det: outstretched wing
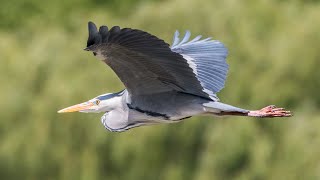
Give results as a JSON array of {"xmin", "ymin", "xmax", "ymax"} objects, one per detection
[
  {"xmin": 85, "ymin": 22, "xmax": 211, "ymax": 101},
  {"xmin": 171, "ymin": 31, "xmax": 229, "ymax": 98}
]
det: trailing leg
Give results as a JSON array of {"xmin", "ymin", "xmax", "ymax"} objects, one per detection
[{"xmin": 203, "ymin": 102, "xmax": 292, "ymax": 118}]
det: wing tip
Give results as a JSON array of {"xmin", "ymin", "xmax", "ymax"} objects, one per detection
[
  {"xmin": 87, "ymin": 21, "xmax": 100, "ymax": 48},
  {"xmin": 88, "ymin": 21, "xmax": 97, "ymax": 29},
  {"xmin": 86, "ymin": 21, "xmax": 122, "ymax": 49}
]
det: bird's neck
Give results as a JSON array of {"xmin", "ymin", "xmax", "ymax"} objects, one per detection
[{"xmin": 99, "ymin": 90, "xmax": 127, "ymax": 112}]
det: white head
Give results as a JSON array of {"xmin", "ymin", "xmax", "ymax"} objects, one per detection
[{"xmin": 58, "ymin": 92, "xmax": 124, "ymax": 113}]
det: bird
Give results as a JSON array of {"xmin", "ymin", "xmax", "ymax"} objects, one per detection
[{"xmin": 58, "ymin": 21, "xmax": 292, "ymax": 132}]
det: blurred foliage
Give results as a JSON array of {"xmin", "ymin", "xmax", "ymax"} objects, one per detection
[{"xmin": 1, "ymin": 0, "xmax": 320, "ymax": 179}]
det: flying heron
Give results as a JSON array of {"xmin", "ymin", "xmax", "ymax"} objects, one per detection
[{"xmin": 58, "ymin": 22, "xmax": 292, "ymax": 132}]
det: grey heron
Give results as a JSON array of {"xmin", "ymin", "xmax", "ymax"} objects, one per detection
[{"xmin": 58, "ymin": 22, "xmax": 292, "ymax": 132}]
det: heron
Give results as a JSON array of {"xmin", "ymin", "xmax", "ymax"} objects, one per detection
[{"xmin": 58, "ymin": 22, "xmax": 292, "ymax": 132}]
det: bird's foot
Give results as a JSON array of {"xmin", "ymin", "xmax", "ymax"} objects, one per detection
[{"xmin": 248, "ymin": 105, "xmax": 292, "ymax": 118}]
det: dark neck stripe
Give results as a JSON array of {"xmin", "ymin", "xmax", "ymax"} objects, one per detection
[{"xmin": 127, "ymin": 104, "xmax": 170, "ymax": 120}]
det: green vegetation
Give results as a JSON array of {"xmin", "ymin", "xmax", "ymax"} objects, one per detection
[{"xmin": 1, "ymin": 0, "xmax": 320, "ymax": 179}]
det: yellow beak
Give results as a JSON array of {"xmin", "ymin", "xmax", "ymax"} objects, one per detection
[{"xmin": 58, "ymin": 102, "xmax": 94, "ymax": 113}]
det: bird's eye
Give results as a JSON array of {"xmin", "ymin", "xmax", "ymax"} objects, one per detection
[{"xmin": 95, "ymin": 99, "xmax": 100, "ymax": 105}]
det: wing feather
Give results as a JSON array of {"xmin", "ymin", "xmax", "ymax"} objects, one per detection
[
  {"xmin": 171, "ymin": 31, "xmax": 229, "ymax": 97},
  {"xmin": 85, "ymin": 22, "xmax": 211, "ymax": 102}
]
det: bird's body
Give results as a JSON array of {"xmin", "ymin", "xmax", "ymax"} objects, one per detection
[
  {"xmin": 96, "ymin": 89, "xmax": 249, "ymax": 132},
  {"xmin": 101, "ymin": 90, "xmax": 207, "ymax": 131},
  {"xmin": 58, "ymin": 22, "xmax": 291, "ymax": 132}
]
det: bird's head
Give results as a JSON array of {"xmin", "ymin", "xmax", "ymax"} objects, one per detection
[{"xmin": 58, "ymin": 93, "xmax": 120, "ymax": 113}]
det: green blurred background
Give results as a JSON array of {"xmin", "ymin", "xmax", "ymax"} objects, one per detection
[{"xmin": 1, "ymin": 0, "xmax": 320, "ymax": 179}]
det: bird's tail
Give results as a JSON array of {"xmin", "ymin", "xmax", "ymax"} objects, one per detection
[{"xmin": 203, "ymin": 101, "xmax": 249, "ymax": 116}]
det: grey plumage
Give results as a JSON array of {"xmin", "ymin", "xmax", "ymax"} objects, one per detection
[
  {"xmin": 58, "ymin": 22, "xmax": 292, "ymax": 132},
  {"xmin": 84, "ymin": 22, "xmax": 241, "ymax": 131}
]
